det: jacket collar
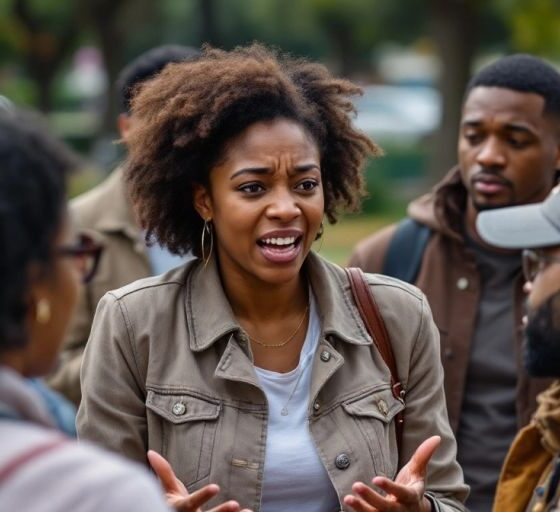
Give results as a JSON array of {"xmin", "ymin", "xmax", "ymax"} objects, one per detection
[
  {"xmin": 185, "ymin": 252, "xmax": 372, "ymax": 352},
  {"xmin": 87, "ymin": 167, "xmax": 141, "ymax": 241}
]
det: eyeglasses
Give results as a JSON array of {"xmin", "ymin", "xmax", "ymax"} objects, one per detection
[
  {"xmin": 56, "ymin": 233, "xmax": 103, "ymax": 284},
  {"xmin": 522, "ymin": 248, "xmax": 560, "ymax": 283}
]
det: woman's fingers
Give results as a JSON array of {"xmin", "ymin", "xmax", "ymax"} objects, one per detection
[
  {"xmin": 371, "ymin": 476, "xmax": 417, "ymax": 504},
  {"xmin": 148, "ymin": 450, "xmax": 186, "ymax": 493},
  {"xmin": 406, "ymin": 435, "xmax": 441, "ymax": 477},
  {"xmin": 206, "ymin": 501, "xmax": 249, "ymax": 512},
  {"xmin": 344, "ymin": 482, "xmax": 391, "ymax": 511},
  {"xmin": 173, "ymin": 487, "xmax": 224, "ymax": 511},
  {"xmin": 343, "ymin": 493, "xmax": 378, "ymax": 512},
  {"xmin": 344, "ymin": 436, "xmax": 442, "ymax": 512}
]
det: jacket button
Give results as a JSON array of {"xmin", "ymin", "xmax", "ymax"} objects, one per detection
[
  {"xmin": 320, "ymin": 350, "xmax": 331, "ymax": 362},
  {"xmin": 172, "ymin": 402, "xmax": 186, "ymax": 416},
  {"xmin": 335, "ymin": 453, "xmax": 350, "ymax": 470},
  {"xmin": 377, "ymin": 399, "xmax": 389, "ymax": 416},
  {"xmin": 456, "ymin": 277, "xmax": 469, "ymax": 290},
  {"xmin": 313, "ymin": 401, "xmax": 321, "ymax": 412}
]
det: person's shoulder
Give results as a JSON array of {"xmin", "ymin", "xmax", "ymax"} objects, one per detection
[
  {"xmin": 106, "ymin": 259, "xmax": 197, "ymax": 302},
  {"xmin": 347, "ymin": 222, "xmax": 399, "ymax": 272},
  {"xmin": 70, "ymin": 178, "xmax": 112, "ymax": 226},
  {"xmin": 68, "ymin": 444, "xmax": 170, "ymax": 511},
  {"xmin": 69, "ymin": 169, "xmax": 126, "ymax": 230},
  {"xmin": 320, "ymin": 255, "xmax": 424, "ymax": 304},
  {"xmin": 0, "ymin": 424, "xmax": 168, "ymax": 511},
  {"xmin": 363, "ymin": 271, "xmax": 424, "ymax": 301}
]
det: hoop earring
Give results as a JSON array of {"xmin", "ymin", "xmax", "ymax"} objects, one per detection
[
  {"xmin": 201, "ymin": 219, "xmax": 214, "ymax": 267},
  {"xmin": 314, "ymin": 222, "xmax": 324, "ymax": 253},
  {"xmin": 36, "ymin": 298, "xmax": 51, "ymax": 324},
  {"xmin": 315, "ymin": 222, "xmax": 324, "ymax": 241}
]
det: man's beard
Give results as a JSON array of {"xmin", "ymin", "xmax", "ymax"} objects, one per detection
[{"xmin": 524, "ymin": 290, "xmax": 560, "ymax": 378}]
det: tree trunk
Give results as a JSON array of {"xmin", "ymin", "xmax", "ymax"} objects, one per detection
[
  {"xmin": 429, "ymin": 0, "xmax": 478, "ymax": 182},
  {"xmin": 13, "ymin": 0, "xmax": 79, "ymax": 113},
  {"xmin": 86, "ymin": 0, "xmax": 130, "ymax": 136}
]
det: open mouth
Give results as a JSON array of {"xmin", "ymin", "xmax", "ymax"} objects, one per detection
[{"xmin": 257, "ymin": 235, "xmax": 303, "ymax": 263}]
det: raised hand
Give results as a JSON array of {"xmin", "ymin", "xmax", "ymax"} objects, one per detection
[
  {"xmin": 147, "ymin": 450, "xmax": 252, "ymax": 512},
  {"xmin": 343, "ymin": 435, "xmax": 441, "ymax": 512}
]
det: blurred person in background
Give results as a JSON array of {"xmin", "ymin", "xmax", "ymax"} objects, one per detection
[
  {"xmin": 78, "ymin": 43, "xmax": 468, "ymax": 512},
  {"xmin": 0, "ymin": 96, "xmax": 78, "ymax": 437},
  {"xmin": 47, "ymin": 44, "xmax": 200, "ymax": 405},
  {"xmin": 349, "ymin": 54, "xmax": 560, "ymax": 510},
  {"xmin": 477, "ymin": 188, "xmax": 560, "ymax": 512},
  {"xmin": 0, "ymin": 108, "xmax": 176, "ymax": 512}
]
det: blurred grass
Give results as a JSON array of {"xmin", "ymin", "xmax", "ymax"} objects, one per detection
[{"xmin": 319, "ymin": 213, "xmax": 402, "ymax": 265}]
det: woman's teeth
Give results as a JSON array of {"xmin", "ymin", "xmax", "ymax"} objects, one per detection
[{"xmin": 262, "ymin": 236, "xmax": 296, "ymax": 246}]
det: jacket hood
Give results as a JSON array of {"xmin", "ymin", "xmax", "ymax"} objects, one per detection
[{"xmin": 407, "ymin": 167, "xmax": 467, "ymax": 242}]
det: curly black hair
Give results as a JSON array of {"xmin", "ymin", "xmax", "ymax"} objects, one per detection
[
  {"xmin": 0, "ymin": 109, "xmax": 77, "ymax": 351},
  {"xmin": 125, "ymin": 43, "xmax": 380, "ymax": 257},
  {"xmin": 466, "ymin": 54, "xmax": 560, "ymax": 118}
]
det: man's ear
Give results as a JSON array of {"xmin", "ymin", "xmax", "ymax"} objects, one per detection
[
  {"xmin": 193, "ymin": 184, "xmax": 213, "ymax": 221},
  {"xmin": 117, "ymin": 113, "xmax": 132, "ymax": 142}
]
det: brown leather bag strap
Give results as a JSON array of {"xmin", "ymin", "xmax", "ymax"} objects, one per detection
[{"xmin": 345, "ymin": 267, "xmax": 405, "ymax": 454}]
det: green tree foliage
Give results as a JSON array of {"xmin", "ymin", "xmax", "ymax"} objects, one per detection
[{"xmin": 498, "ymin": 0, "xmax": 560, "ymax": 58}]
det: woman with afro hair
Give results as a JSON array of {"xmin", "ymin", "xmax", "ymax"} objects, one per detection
[{"xmin": 77, "ymin": 44, "xmax": 467, "ymax": 512}]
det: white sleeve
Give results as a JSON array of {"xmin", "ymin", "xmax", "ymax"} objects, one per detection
[{"xmin": 0, "ymin": 440, "xmax": 171, "ymax": 512}]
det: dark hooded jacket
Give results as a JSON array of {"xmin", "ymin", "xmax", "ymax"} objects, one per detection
[{"xmin": 348, "ymin": 167, "xmax": 551, "ymax": 433}]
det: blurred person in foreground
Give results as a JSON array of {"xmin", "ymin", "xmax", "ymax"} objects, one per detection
[
  {"xmin": 47, "ymin": 44, "xmax": 200, "ymax": 405},
  {"xmin": 0, "ymin": 95, "xmax": 78, "ymax": 437},
  {"xmin": 78, "ymin": 43, "xmax": 468, "ymax": 512},
  {"xmin": 0, "ymin": 108, "xmax": 251, "ymax": 512},
  {"xmin": 349, "ymin": 54, "xmax": 560, "ymax": 510},
  {"xmin": 477, "ymin": 188, "xmax": 560, "ymax": 511}
]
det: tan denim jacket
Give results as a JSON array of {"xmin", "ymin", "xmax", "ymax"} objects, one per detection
[{"xmin": 77, "ymin": 253, "xmax": 468, "ymax": 511}]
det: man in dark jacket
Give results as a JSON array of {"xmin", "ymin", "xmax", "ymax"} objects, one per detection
[
  {"xmin": 348, "ymin": 54, "xmax": 560, "ymax": 511},
  {"xmin": 477, "ymin": 188, "xmax": 560, "ymax": 512}
]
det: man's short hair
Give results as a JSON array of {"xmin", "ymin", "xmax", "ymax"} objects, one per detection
[
  {"xmin": 116, "ymin": 45, "xmax": 201, "ymax": 114},
  {"xmin": 466, "ymin": 54, "xmax": 560, "ymax": 118}
]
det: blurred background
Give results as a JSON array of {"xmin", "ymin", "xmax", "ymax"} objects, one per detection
[{"xmin": 2, "ymin": 0, "xmax": 560, "ymax": 263}]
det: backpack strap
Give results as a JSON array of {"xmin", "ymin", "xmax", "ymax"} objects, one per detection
[
  {"xmin": 382, "ymin": 218, "xmax": 431, "ymax": 283},
  {"xmin": 345, "ymin": 267, "xmax": 405, "ymax": 454},
  {"xmin": 0, "ymin": 437, "xmax": 68, "ymax": 484}
]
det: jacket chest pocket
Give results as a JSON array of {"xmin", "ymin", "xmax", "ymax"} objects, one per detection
[
  {"xmin": 341, "ymin": 387, "xmax": 404, "ymax": 479},
  {"xmin": 146, "ymin": 390, "xmax": 221, "ymax": 487}
]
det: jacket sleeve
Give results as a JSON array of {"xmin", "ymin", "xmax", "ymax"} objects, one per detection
[
  {"xmin": 401, "ymin": 293, "xmax": 469, "ymax": 511},
  {"xmin": 347, "ymin": 223, "xmax": 397, "ymax": 273},
  {"xmin": 77, "ymin": 292, "xmax": 148, "ymax": 466}
]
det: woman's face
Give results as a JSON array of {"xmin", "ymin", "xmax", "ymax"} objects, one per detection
[
  {"xmin": 24, "ymin": 215, "xmax": 81, "ymax": 376},
  {"xmin": 195, "ymin": 118, "xmax": 324, "ymax": 287}
]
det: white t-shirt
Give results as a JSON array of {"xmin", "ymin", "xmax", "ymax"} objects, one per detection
[{"xmin": 255, "ymin": 295, "xmax": 340, "ymax": 512}]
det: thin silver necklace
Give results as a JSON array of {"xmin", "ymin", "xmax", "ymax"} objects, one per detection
[{"xmin": 280, "ymin": 367, "xmax": 306, "ymax": 416}]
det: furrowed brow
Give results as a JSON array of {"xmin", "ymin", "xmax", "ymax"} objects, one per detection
[
  {"xmin": 294, "ymin": 164, "xmax": 320, "ymax": 173},
  {"xmin": 230, "ymin": 167, "xmax": 271, "ymax": 180}
]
